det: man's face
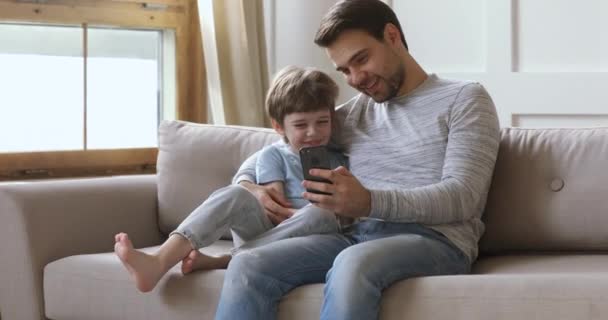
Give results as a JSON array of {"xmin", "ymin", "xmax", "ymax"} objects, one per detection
[{"xmin": 326, "ymin": 28, "xmax": 406, "ymax": 102}]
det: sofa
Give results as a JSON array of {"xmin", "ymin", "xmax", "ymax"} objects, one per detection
[{"xmin": 2, "ymin": 120, "xmax": 608, "ymax": 320}]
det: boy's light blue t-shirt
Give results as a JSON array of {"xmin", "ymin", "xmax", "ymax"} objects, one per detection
[{"xmin": 255, "ymin": 141, "xmax": 348, "ymax": 209}]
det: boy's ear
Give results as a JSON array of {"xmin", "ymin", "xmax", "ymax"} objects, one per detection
[{"xmin": 271, "ymin": 119, "xmax": 285, "ymax": 135}]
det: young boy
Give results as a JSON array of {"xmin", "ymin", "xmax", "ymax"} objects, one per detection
[{"xmin": 114, "ymin": 66, "xmax": 348, "ymax": 293}]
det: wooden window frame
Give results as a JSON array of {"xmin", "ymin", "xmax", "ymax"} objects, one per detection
[{"xmin": 0, "ymin": 0, "xmax": 206, "ymax": 181}]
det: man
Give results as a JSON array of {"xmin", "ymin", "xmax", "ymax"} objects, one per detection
[{"xmin": 215, "ymin": 0, "xmax": 500, "ymax": 319}]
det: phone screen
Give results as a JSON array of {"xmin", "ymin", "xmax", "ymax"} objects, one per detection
[{"xmin": 300, "ymin": 146, "xmax": 332, "ymax": 195}]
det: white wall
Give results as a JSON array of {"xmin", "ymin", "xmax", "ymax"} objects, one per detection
[
  {"xmin": 265, "ymin": 0, "xmax": 608, "ymax": 128},
  {"xmin": 264, "ymin": 0, "xmax": 357, "ymax": 105}
]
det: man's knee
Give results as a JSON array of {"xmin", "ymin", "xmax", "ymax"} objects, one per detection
[
  {"xmin": 329, "ymin": 246, "xmax": 370, "ymax": 280},
  {"xmin": 230, "ymin": 250, "xmax": 266, "ymax": 273},
  {"xmin": 224, "ymin": 251, "xmax": 270, "ymax": 288},
  {"xmin": 329, "ymin": 234, "xmax": 429, "ymax": 279},
  {"xmin": 323, "ymin": 246, "xmax": 378, "ymax": 309}
]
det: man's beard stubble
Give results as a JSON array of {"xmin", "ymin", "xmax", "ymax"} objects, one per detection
[{"xmin": 369, "ymin": 60, "xmax": 406, "ymax": 103}]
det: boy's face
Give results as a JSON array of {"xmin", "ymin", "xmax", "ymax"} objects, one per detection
[{"xmin": 272, "ymin": 109, "xmax": 332, "ymax": 152}]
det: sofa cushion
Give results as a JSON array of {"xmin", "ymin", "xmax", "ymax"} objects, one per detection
[
  {"xmin": 472, "ymin": 253, "xmax": 608, "ymax": 274},
  {"xmin": 44, "ymin": 248, "xmax": 608, "ymax": 320},
  {"xmin": 380, "ymin": 255, "xmax": 608, "ymax": 319},
  {"xmin": 43, "ymin": 241, "xmax": 323, "ymax": 320},
  {"xmin": 157, "ymin": 120, "xmax": 279, "ymax": 235},
  {"xmin": 44, "ymin": 241, "xmax": 232, "ymax": 320},
  {"xmin": 480, "ymin": 127, "xmax": 608, "ymax": 253}
]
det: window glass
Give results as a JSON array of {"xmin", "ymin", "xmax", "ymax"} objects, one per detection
[
  {"xmin": 87, "ymin": 27, "xmax": 161, "ymax": 149},
  {"xmin": 0, "ymin": 24, "xmax": 84, "ymax": 153}
]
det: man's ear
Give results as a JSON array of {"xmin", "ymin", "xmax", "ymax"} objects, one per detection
[
  {"xmin": 271, "ymin": 119, "xmax": 285, "ymax": 135},
  {"xmin": 383, "ymin": 23, "xmax": 402, "ymax": 47}
]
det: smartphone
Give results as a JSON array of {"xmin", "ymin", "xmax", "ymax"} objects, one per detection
[{"xmin": 299, "ymin": 146, "xmax": 332, "ymax": 195}]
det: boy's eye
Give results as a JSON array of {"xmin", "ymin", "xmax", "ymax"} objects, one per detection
[
  {"xmin": 317, "ymin": 120, "xmax": 329, "ymax": 125},
  {"xmin": 294, "ymin": 124, "xmax": 306, "ymax": 128}
]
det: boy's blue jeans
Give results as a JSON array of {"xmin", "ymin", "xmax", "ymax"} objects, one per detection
[{"xmin": 215, "ymin": 219, "xmax": 471, "ymax": 320}]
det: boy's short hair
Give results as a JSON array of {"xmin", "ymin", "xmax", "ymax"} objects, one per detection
[{"xmin": 266, "ymin": 66, "xmax": 339, "ymax": 124}]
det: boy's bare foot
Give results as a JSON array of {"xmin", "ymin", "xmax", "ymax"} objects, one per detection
[
  {"xmin": 114, "ymin": 233, "xmax": 164, "ymax": 293},
  {"xmin": 181, "ymin": 250, "xmax": 231, "ymax": 274}
]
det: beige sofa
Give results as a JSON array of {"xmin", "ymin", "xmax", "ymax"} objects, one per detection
[{"xmin": 2, "ymin": 120, "xmax": 608, "ymax": 320}]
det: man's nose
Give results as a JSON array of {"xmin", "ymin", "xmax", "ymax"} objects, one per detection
[{"xmin": 348, "ymin": 69, "xmax": 365, "ymax": 87}]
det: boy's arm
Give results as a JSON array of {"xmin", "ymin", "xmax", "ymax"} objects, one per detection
[
  {"xmin": 232, "ymin": 151, "xmax": 258, "ymax": 185},
  {"xmin": 235, "ymin": 145, "xmax": 296, "ymax": 224},
  {"xmin": 255, "ymin": 146, "xmax": 287, "ymax": 185},
  {"xmin": 259, "ymin": 181, "xmax": 285, "ymax": 199}
]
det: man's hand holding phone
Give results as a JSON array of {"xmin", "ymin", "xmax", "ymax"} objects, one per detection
[{"xmin": 299, "ymin": 146, "xmax": 371, "ymax": 218}]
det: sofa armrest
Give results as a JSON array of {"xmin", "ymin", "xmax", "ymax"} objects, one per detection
[{"xmin": 0, "ymin": 175, "xmax": 163, "ymax": 320}]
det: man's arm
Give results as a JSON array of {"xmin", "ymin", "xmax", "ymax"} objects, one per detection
[
  {"xmin": 368, "ymin": 84, "xmax": 500, "ymax": 224},
  {"xmin": 304, "ymin": 84, "xmax": 500, "ymax": 225}
]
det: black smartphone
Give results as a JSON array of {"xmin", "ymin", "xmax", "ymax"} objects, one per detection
[{"xmin": 299, "ymin": 146, "xmax": 332, "ymax": 195}]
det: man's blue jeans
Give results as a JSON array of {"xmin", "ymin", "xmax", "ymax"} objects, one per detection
[{"xmin": 215, "ymin": 220, "xmax": 470, "ymax": 320}]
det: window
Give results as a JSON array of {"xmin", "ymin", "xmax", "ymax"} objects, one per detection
[
  {"xmin": 0, "ymin": 24, "xmax": 174, "ymax": 152},
  {"xmin": 0, "ymin": 0, "xmax": 205, "ymax": 180}
]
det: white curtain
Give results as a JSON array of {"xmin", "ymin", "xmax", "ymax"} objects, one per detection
[{"xmin": 198, "ymin": 0, "xmax": 270, "ymax": 127}]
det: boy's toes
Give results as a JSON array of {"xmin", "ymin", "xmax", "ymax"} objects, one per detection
[
  {"xmin": 117, "ymin": 233, "xmax": 133, "ymax": 247},
  {"xmin": 181, "ymin": 260, "xmax": 192, "ymax": 274}
]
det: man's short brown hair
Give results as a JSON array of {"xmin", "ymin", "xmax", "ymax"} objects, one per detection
[
  {"xmin": 266, "ymin": 66, "xmax": 339, "ymax": 125},
  {"xmin": 314, "ymin": 0, "xmax": 408, "ymax": 50}
]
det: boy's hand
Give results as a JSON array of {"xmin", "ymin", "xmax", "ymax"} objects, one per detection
[
  {"xmin": 302, "ymin": 166, "xmax": 371, "ymax": 218},
  {"xmin": 239, "ymin": 181, "xmax": 296, "ymax": 225}
]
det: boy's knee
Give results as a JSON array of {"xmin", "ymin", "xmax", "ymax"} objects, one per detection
[
  {"xmin": 310, "ymin": 209, "xmax": 337, "ymax": 223},
  {"xmin": 211, "ymin": 185, "xmax": 257, "ymax": 205},
  {"xmin": 298, "ymin": 206, "xmax": 337, "ymax": 224},
  {"xmin": 221, "ymin": 185, "xmax": 251, "ymax": 198}
]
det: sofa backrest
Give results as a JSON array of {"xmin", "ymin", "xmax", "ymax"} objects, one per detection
[
  {"xmin": 158, "ymin": 120, "xmax": 608, "ymax": 253},
  {"xmin": 157, "ymin": 120, "xmax": 278, "ymax": 235},
  {"xmin": 480, "ymin": 127, "xmax": 608, "ymax": 254}
]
